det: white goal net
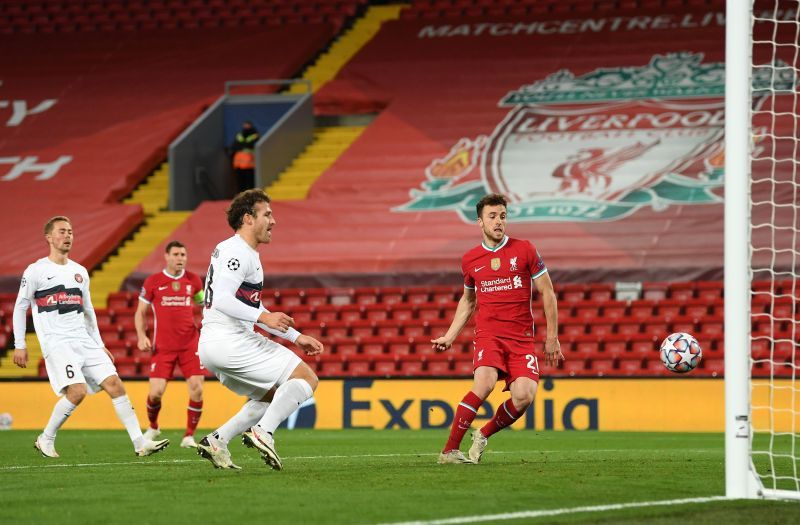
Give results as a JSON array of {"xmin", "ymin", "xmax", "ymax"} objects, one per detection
[{"xmin": 744, "ymin": 0, "xmax": 800, "ymax": 499}]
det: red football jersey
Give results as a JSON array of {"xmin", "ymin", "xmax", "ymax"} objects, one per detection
[
  {"xmin": 139, "ymin": 270, "xmax": 203, "ymax": 350},
  {"xmin": 462, "ymin": 236, "xmax": 547, "ymax": 342}
]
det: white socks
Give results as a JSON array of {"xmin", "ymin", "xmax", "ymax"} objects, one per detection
[
  {"xmin": 111, "ymin": 395, "xmax": 145, "ymax": 450},
  {"xmin": 43, "ymin": 397, "xmax": 77, "ymax": 440},
  {"xmin": 214, "ymin": 399, "xmax": 269, "ymax": 444},
  {"xmin": 256, "ymin": 379, "xmax": 313, "ymax": 434}
]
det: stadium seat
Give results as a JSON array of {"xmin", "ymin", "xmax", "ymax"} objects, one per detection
[
  {"xmin": 402, "ymin": 324, "xmax": 426, "ymax": 337},
  {"xmin": 374, "ymin": 357, "xmax": 398, "ymax": 376},
  {"xmin": 324, "ymin": 320, "xmax": 349, "ymax": 339},
  {"xmin": 386, "ymin": 336, "xmax": 413, "ymax": 357},
  {"xmin": 391, "ymin": 304, "xmax": 415, "ymax": 322},
  {"xmin": 339, "ymin": 304, "xmax": 364, "ymax": 322},
  {"xmin": 670, "ymin": 282, "xmax": 696, "ymax": 301},
  {"xmin": 618, "ymin": 358, "xmax": 643, "ymax": 375},
  {"xmin": 375, "ymin": 319, "xmax": 402, "ymax": 337},
  {"xmin": 603, "ymin": 335, "xmax": 628, "ymax": 357},
  {"xmin": 333, "ymin": 339, "xmax": 359, "ymax": 357},
  {"xmin": 364, "ymin": 304, "xmax": 390, "ymax": 321},
  {"xmin": 560, "ymin": 284, "xmax": 586, "ymax": 302},
  {"xmin": 590, "ymin": 359, "xmax": 615, "ymax": 376},
  {"xmin": 379, "ymin": 287, "xmax": 405, "ymax": 305},
  {"xmin": 315, "ymin": 305, "xmax": 339, "ymax": 323},
  {"xmin": 347, "ymin": 358, "xmax": 371, "ymax": 377},
  {"xmin": 560, "ymin": 359, "xmax": 586, "ymax": 376},
  {"xmin": 305, "ymin": 288, "xmax": 329, "ymax": 307},
  {"xmin": 628, "ymin": 300, "xmax": 656, "ymax": 319},
  {"xmin": 360, "ymin": 336, "xmax": 386, "ymax": 356},
  {"xmin": 350, "ymin": 319, "xmax": 375, "ymax": 338},
  {"xmin": 399, "ymin": 360, "xmax": 424, "ymax": 376},
  {"xmin": 601, "ymin": 302, "xmax": 627, "ymax": 320},
  {"xmin": 406, "ymin": 289, "xmax": 430, "ymax": 304},
  {"xmin": 701, "ymin": 358, "xmax": 725, "ymax": 377},
  {"xmin": 452, "ymin": 358, "xmax": 473, "ymax": 376},
  {"xmin": 354, "ymin": 287, "xmax": 379, "ymax": 305}
]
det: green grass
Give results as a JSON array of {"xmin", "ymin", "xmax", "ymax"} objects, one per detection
[{"xmin": 1, "ymin": 430, "xmax": 798, "ymax": 524}]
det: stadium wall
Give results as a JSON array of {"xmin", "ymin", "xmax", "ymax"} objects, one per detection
[{"xmin": 2, "ymin": 378, "xmax": 785, "ymax": 432}]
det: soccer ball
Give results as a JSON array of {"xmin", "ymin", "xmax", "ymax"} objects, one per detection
[{"xmin": 660, "ymin": 332, "xmax": 702, "ymax": 373}]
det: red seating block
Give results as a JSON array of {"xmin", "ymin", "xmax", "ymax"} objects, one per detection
[
  {"xmin": 590, "ymin": 359, "xmax": 615, "ymax": 376},
  {"xmin": 618, "ymin": 358, "xmax": 643, "ymax": 375},
  {"xmin": 399, "ymin": 360, "xmax": 424, "ymax": 376}
]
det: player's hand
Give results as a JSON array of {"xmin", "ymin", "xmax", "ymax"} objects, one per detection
[
  {"xmin": 137, "ymin": 336, "xmax": 152, "ymax": 353},
  {"xmin": 12, "ymin": 348, "xmax": 28, "ymax": 368},
  {"xmin": 261, "ymin": 311, "xmax": 295, "ymax": 333},
  {"xmin": 544, "ymin": 336, "xmax": 564, "ymax": 367},
  {"xmin": 431, "ymin": 336, "xmax": 453, "ymax": 353},
  {"xmin": 296, "ymin": 334, "xmax": 323, "ymax": 356},
  {"xmin": 103, "ymin": 347, "xmax": 115, "ymax": 364}
]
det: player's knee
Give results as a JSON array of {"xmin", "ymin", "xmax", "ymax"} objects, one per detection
[
  {"xmin": 65, "ymin": 384, "xmax": 87, "ymax": 404},
  {"xmin": 102, "ymin": 375, "xmax": 126, "ymax": 397},
  {"xmin": 512, "ymin": 391, "xmax": 535, "ymax": 409},
  {"xmin": 303, "ymin": 370, "xmax": 319, "ymax": 391}
]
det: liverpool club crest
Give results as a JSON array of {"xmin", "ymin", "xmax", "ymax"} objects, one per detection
[{"xmin": 396, "ymin": 52, "xmax": 792, "ymax": 223}]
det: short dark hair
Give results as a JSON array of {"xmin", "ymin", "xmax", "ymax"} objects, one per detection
[
  {"xmin": 165, "ymin": 240, "xmax": 185, "ymax": 253},
  {"xmin": 227, "ymin": 189, "xmax": 271, "ymax": 230},
  {"xmin": 44, "ymin": 215, "xmax": 71, "ymax": 235},
  {"xmin": 476, "ymin": 193, "xmax": 508, "ymax": 218}
]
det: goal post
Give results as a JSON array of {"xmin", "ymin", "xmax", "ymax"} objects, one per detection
[
  {"xmin": 726, "ymin": 0, "xmax": 800, "ymax": 500},
  {"xmin": 724, "ymin": 0, "xmax": 759, "ymax": 499}
]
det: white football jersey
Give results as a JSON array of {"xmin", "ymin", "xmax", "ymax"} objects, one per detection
[
  {"xmin": 201, "ymin": 234, "xmax": 264, "ymax": 337},
  {"xmin": 14, "ymin": 257, "xmax": 102, "ymax": 348}
]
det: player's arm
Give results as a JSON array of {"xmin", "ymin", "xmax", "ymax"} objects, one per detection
[
  {"xmin": 431, "ymin": 287, "xmax": 476, "ymax": 352},
  {"xmin": 211, "ymin": 271, "xmax": 294, "ymax": 332},
  {"xmin": 12, "ymin": 268, "xmax": 35, "ymax": 368},
  {"xmin": 255, "ymin": 304, "xmax": 323, "ymax": 355},
  {"xmin": 134, "ymin": 297, "xmax": 152, "ymax": 352},
  {"xmin": 534, "ymin": 271, "xmax": 564, "ymax": 366},
  {"xmin": 82, "ymin": 284, "xmax": 106, "ymax": 351}
]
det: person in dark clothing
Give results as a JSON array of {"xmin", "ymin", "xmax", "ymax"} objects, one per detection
[{"xmin": 231, "ymin": 121, "xmax": 259, "ymax": 193}]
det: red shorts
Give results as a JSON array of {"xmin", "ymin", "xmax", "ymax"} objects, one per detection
[
  {"xmin": 472, "ymin": 336, "xmax": 540, "ymax": 390},
  {"xmin": 149, "ymin": 338, "xmax": 204, "ymax": 380}
]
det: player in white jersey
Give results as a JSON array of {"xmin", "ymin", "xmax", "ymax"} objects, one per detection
[
  {"xmin": 12, "ymin": 216, "xmax": 170, "ymax": 458},
  {"xmin": 196, "ymin": 189, "xmax": 323, "ymax": 471}
]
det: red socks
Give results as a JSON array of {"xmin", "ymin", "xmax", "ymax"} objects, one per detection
[
  {"xmin": 443, "ymin": 391, "xmax": 483, "ymax": 452},
  {"xmin": 186, "ymin": 399, "xmax": 203, "ymax": 436},
  {"xmin": 146, "ymin": 397, "xmax": 161, "ymax": 430},
  {"xmin": 480, "ymin": 398, "xmax": 523, "ymax": 438}
]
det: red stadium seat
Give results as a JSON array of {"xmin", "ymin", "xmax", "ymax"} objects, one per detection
[
  {"xmin": 339, "ymin": 305, "xmax": 364, "ymax": 322},
  {"xmin": 374, "ymin": 357, "xmax": 397, "ymax": 376},
  {"xmin": 399, "ymin": 360, "xmax": 424, "ymax": 376},
  {"xmin": 559, "ymin": 283, "xmax": 586, "ymax": 302},
  {"xmin": 603, "ymin": 335, "xmax": 628, "ymax": 357},
  {"xmin": 391, "ymin": 304, "xmax": 415, "ymax": 322},
  {"xmin": 305, "ymin": 288, "xmax": 329, "ymax": 307},
  {"xmin": 601, "ymin": 302, "xmax": 627, "ymax": 320},
  {"xmin": 452, "ymin": 358, "xmax": 473, "ymax": 377},
  {"xmin": 560, "ymin": 359, "xmax": 586, "ymax": 376},
  {"xmin": 406, "ymin": 289, "xmax": 430, "ymax": 304},
  {"xmin": 364, "ymin": 304, "xmax": 390, "ymax": 321},
  {"xmin": 315, "ymin": 305, "xmax": 339, "ymax": 323},
  {"xmin": 350, "ymin": 319, "xmax": 375, "ymax": 338},
  {"xmin": 590, "ymin": 359, "xmax": 615, "ymax": 376},
  {"xmin": 379, "ymin": 287, "xmax": 405, "ymax": 305},
  {"xmin": 360, "ymin": 336, "xmax": 385, "ymax": 356},
  {"xmin": 402, "ymin": 324, "xmax": 426, "ymax": 338},
  {"xmin": 375, "ymin": 319, "xmax": 402, "ymax": 338},
  {"xmin": 628, "ymin": 300, "xmax": 656, "ymax": 319},
  {"xmin": 387, "ymin": 336, "xmax": 413, "ymax": 357},
  {"xmin": 700, "ymin": 358, "xmax": 724, "ymax": 377},
  {"xmin": 324, "ymin": 320, "xmax": 349, "ymax": 339},
  {"xmin": 348, "ymin": 359, "xmax": 371, "ymax": 377},
  {"xmin": 354, "ymin": 287, "xmax": 379, "ymax": 305},
  {"xmin": 670, "ymin": 282, "xmax": 696, "ymax": 301},
  {"xmin": 618, "ymin": 358, "xmax": 643, "ymax": 376},
  {"xmin": 588, "ymin": 284, "xmax": 613, "ymax": 302}
]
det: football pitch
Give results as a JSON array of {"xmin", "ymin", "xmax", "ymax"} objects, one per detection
[{"xmin": 1, "ymin": 430, "xmax": 798, "ymax": 524}]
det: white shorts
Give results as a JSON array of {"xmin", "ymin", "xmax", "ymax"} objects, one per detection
[
  {"xmin": 198, "ymin": 331, "xmax": 302, "ymax": 400},
  {"xmin": 41, "ymin": 336, "xmax": 117, "ymax": 396}
]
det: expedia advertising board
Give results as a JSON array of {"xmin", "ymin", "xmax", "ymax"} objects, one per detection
[{"xmin": 1, "ymin": 379, "xmax": 793, "ymax": 432}]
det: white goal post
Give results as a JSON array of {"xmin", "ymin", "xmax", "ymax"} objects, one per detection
[{"xmin": 725, "ymin": 0, "xmax": 800, "ymax": 500}]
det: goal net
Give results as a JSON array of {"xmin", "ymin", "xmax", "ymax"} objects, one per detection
[{"xmin": 727, "ymin": 0, "xmax": 800, "ymax": 500}]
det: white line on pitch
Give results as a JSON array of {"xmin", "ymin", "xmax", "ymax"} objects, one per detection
[
  {"xmin": 376, "ymin": 496, "xmax": 731, "ymax": 525},
  {"xmin": 0, "ymin": 447, "xmax": 719, "ymax": 471}
]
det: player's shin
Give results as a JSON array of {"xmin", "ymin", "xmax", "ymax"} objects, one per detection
[
  {"xmin": 43, "ymin": 397, "xmax": 77, "ymax": 440},
  {"xmin": 443, "ymin": 391, "xmax": 482, "ymax": 452},
  {"xmin": 214, "ymin": 399, "xmax": 268, "ymax": 443},
  {"xmin": 111, "ymin": 394, "xmax": 146, "ymax": 449},
  {"xmin": 256, "ymin": 379, "xmax": 313, "ymax": 434},
  {"xmin": 480, "ymin": 398, "xmax": 524, "ymax": 438}
]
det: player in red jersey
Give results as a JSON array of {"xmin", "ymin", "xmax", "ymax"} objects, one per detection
[
  {"xmin": 432, "ymin": 193, "xmax": 564, "ymax": 464},
  {"xmin": 135, "ymin": 241, "xmax": 205, "ymax": 448}
]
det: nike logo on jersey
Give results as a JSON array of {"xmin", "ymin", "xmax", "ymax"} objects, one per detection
[
  {"xmin": 158, "ymin": 286, "xmax": 168, "ymax": 290},
  {"xmin": 474, "ymin": 266, "xmax": 485, "ymax": 272},
  {"xmin": 46, "ymin": 276, "xmax": 55, "ymax": 280}
]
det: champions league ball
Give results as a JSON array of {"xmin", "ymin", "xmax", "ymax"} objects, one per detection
[{"xmin": 660, "ymin": 332, "xmax": 702, "ymax": 373}]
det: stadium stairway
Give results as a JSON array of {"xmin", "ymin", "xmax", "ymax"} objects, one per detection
[
  {"xmin": 91, "ymin": 163, "xmax": 191, "ymax": 308},
  {"xmin": 0, "ymin": 334, "xmax": 40, "ymax": 378},
  {"xmin": 266, "ymin": 126, "xmax": 366, "ymax": 200},
  {"xmin": 288, "ymin": 4, "xmax": 405, "ymax": 95}
]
